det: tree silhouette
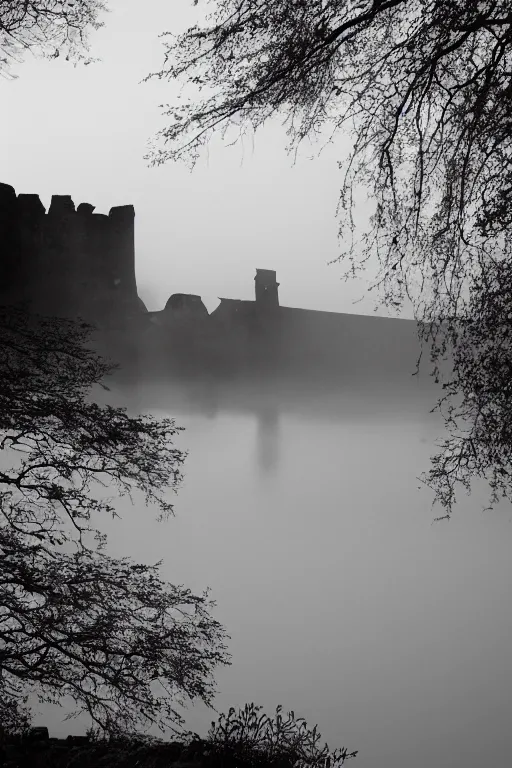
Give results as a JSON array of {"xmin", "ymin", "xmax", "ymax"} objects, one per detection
[
  {"xmin": 146, "ymin": 0, "xmax": 512, "ymax": 517},
  {"xmin": 0, "ymin": 306, "xmax": 231, "ymax": 735},
  {"xmin": 0, "ymin": 0, "xmax": 106, "ymax": 79},
  {"xmin": 201, "ymin": 702, "xmax": 358, "ymax": 767}
]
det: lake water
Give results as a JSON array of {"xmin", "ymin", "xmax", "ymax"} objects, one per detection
[{"xmin": 32, "ymin": 378, "xmax": 512, "ymax": 768}]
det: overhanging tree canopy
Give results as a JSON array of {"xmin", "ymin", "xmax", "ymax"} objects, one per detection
[
  {"xmin": 147, "ymin": 0, "xmax": 512, "ymax": 315},
  {"xmin": 0, "ymin": 0, "xmax": 106, "ymax": 78},
  {"xmin": 0, "ymin": 306, "xmax": 231, "ymax": 735},
  {"xmin": 146, "ymin": 0, "xmax": 512, "ymax": 518}
]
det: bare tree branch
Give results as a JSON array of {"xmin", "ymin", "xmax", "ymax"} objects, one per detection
[
  {"xmin": 145, "ymin": 0, "xmax": 512, "ymax": 517},
  {"xmin": 0, "ymin": 0, "xmax": 107, "ymax": 78},
  {"xmin": 0, "ymin": 306, "xmax": 231, "ymax": 735}
]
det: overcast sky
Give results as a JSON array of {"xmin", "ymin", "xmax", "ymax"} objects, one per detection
[
  {"xmin": 6, "ymin": 9, "xmax": 512, "ymax": 767},
  {"xmin": 0, "ymin": 0, "xmax": 413, "ymax": 317}
]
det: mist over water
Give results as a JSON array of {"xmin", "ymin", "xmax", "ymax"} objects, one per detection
[
  {"xmin": 29, "ymin": 370, "xmax": 512, "ymax": 768},
  {"xmin": 3, "ymin": 2, "xmax": 508, "ymax": 760}
]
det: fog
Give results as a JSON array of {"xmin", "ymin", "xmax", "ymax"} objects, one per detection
[
  {"xmin": 29, "ymin": 370, "xmax": 512, "ymax": 768},
  {"xmin": 3, "ymin": 1, "xmax": 511, "ymax": 764},
  {"xmin": 0, "ymin": 0, "xmax": 410, "ymax": 320}
]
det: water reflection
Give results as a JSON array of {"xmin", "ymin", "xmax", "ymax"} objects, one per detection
[
  {"xmin": 33, "ymin": 366, "xmax": 512, "ymax": 768},
  {"xmin": 255, "ymin": 401, "xmax": 280, "ymax": 475}
]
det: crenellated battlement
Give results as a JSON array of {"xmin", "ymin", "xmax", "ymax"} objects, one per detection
[
  {"xmin": 0, "ymin": 180, "xmax": 429, "ymax": 388},
  {"xmin": 0, "ymin": 182, "xmax": 141, "ymax": 325}
]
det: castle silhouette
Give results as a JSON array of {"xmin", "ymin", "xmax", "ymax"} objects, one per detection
[{"xmin": 0, "ymin": 182, "xmax": 427, "ymax": 387}]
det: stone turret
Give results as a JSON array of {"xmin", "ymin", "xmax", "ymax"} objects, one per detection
[{"xmin": 255, "ymin": 268, "xmax": 279, "ymax": 307}]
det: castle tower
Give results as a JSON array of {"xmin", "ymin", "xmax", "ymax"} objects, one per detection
[
  {"xmin": 254, "ymin": 269, "xmax": 279, "ymax": 307},
  {"xmin": 0, "ymin": 182, "xmax": 143, "ymax": 326}
]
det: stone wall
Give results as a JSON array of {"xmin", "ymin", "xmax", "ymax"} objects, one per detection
[
  {"xmin": 0, "ymin": 182, "xmax": 141, "ymax": 326},
  {"xmin": 0, "ymin": 728, "xmax": 301, "ymax": 768},
  {"xmin": 1, "ymin": 728, "xmax": 208, "ymax": 768}
]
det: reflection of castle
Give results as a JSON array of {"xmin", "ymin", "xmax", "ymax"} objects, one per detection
[
  {"xmin": 0, "ymin": 182, "xmax": 427, "ymax": 387},
  {"xmin": 255, "ymin": 401, "xmax": 280, "ymax": 475}
]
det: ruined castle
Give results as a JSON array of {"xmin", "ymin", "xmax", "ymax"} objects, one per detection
[
  {"xmin": 0, "ymin": 182, "xmax": 142, "ymax": 322},
  {"xmin": 0, "ymin": 182, "xmax": 430, "ymax": 390}
]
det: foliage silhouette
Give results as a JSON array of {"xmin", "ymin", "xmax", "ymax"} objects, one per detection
[
  {"xmin": 197, "ymin": 702, "xmax": 358, "ymax": 767},
  {"xmin": 0, "ymin": 0, "xmax": 107, "ymax": 79},
  {"xmin": 146, "ymin": 0, "xmax": 512, "ymax": 517},
  {"xmin": 77, "ymin": 702, "xmax": 357, "ymax": 768},
  {"xmin": 0, "ymin": 306, "xmax": 231, "ymax": 735}
]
